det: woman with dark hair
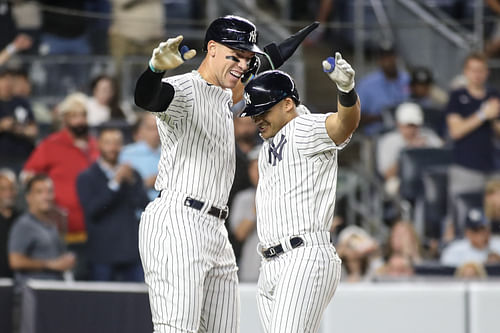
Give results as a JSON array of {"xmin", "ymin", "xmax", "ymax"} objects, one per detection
[{"xmin": 86, "ymin": 74, "xmax": 136, "ymax": 126}]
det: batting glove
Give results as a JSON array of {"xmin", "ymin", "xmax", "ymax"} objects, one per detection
[
  {"xmin": 322, "ymin": 52, "xmax": 355, "ymax": 93},
  {"xmin": 149, "ymin": 35, "xmax": 196, "ymax": 73}
]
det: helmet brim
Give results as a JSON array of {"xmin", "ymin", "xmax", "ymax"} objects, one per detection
[
  {"xmin": 225, "ymin": 42, "xmax": 265, "ymax": 55},
  {"xmin": 239, "ymin": 101, "xmax": 277, "ymax": 117}
]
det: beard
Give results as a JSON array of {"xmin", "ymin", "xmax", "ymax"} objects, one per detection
[{"xmin": 68, "ymin": 124, "xmax": 89, "ymax": 138}]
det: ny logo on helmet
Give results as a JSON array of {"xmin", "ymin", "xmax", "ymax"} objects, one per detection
[
  {"xmin": 244, "ymin": 92, "xmax": 252, "ymax": 105},
  {"xmin": 249, "ymin": 30, "xmax": 257, "ymax": 43}
]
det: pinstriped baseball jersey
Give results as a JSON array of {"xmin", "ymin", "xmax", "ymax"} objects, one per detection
[
  {"xmin": 138, "ymin": 69, "xmax": 240, "ymax": 333},
  {"xmin": 256, "ymin": 109, "xmax": 350, "ymax": 246},
  {"xmin": 154, "ymin": 70, "xmax": 235, "ymax": 207}
]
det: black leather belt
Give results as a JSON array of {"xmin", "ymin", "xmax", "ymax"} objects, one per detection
[
  {"xmin": 262, "ymin": 236, "xmax": 304, "ymax": 259},
  {"xmin": 184, "ymin": 196, "xmax": 228, "ymax": 220}
]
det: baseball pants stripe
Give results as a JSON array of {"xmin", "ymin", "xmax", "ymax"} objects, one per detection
[
  {"xmin": 256, "ymin": 243, "xmax": 341, "ymax": 333},
  {"xmin": 139, "ymin": 192, "xmax": 240, "ymax": 333}
]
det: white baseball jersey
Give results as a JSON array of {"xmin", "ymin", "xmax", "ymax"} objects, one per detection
[
  {"xmin": 139, "ymin": 70, "xmax": 239, "ymax": 333},
  {"xmin": 154, "ymin": 70, "xmax": 236, "ymax": 207},
  {"xmin": 255, "ymin": 108, "xmax": 347, "ymax": 333},
  {"xmin": 256, "ymin": 111, "xmax": 349, "ymax": 246}
]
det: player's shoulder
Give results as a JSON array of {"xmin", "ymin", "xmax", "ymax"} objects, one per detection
[
  {"xmin": 294, "ymin": 111, "xmax": 328, "ymax": 127},
  {"xmin": 163, "ymin": 72, "xmax": 196, "ymax": 89}
]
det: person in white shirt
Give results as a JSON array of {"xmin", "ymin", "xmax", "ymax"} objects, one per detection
[{"xmin": 376, "ymin": 102, "xmax": 443, "ymax": 196}]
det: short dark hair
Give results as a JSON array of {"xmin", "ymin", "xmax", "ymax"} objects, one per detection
[
  {"xmin": 410, "ymin": 67, "xmax": 433, "ymax": 85},
  {"xmin": 25, "ymin": 174, "xmax": 51, "ymax": 193},
  {"xmin": 97, "ymin": 125, "xmax": 123, "ymax": 138}
]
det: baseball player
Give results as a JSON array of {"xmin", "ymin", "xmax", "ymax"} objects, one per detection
[
  {"xmin": 239, "ymin": 53, "xmax": 360, "ymax": 332},
  {"xmin": 134, "ymin": 15, "xmax": 318, "ymax": 333}
]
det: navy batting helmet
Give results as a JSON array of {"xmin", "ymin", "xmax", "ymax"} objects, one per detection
[
  {"xmin": 239, "ymin": 70, "xmax": 300, "ymax": 117},
  {"xmin": 203, "ymin": 15, "xmax": 264, "ymax": 54}
]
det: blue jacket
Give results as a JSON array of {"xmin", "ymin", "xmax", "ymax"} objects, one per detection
[{"xmin": 77, "ymin": 162, "xmax": 150, "ymax": 264}]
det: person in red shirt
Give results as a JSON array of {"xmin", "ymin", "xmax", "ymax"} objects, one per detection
[{"xmin": 22, "ymin": 92, "xmax": 99, "ymax": 280}]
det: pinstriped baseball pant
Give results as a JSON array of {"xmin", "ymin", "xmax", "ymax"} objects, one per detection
[
  {"xmin": 256, "ymin": 234, "xmax": 341, "ymax": 333},
  {"xmin": 139, "ymin": 192, "xmax": 239, "ymax": 333}
]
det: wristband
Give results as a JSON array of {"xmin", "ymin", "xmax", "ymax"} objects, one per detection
[
  {"xmin": 5, "ymin": 43, "xmax": 17, "ymax": 55},
  {"xmin": 149, "ymin": 59, "xmax": 165, "ymax": 74},
  {"xmin": 338, "ymin": 89, "xmax": 358, "ymax": 107},
  {"xmin": 476, "ymin": 108, "xmax": 487, "ymax": 122}
]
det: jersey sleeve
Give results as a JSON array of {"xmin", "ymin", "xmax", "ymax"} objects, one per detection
[
  {"xmin": 156, "ymin": 75, "xmax": 194, "ymax": 122},
  {"xmin": 294, "ymin": 113, "xmax": 349, "ymax": 156},
  {"xmin": 8, "ymin": 220, "xmax": 34, "ymax": 255},
  {"xmin": 444, "ymin": 90, "xmax": 458, "ymax": 116}
]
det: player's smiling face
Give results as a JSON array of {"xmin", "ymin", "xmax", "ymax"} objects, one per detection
[
  {"xmin": 251, "ymin": 98, "xmax": 296, "ymax": 139},
  {"xmin": 214, "ymin": 43, "xmax": 254, "ymax": 89}
]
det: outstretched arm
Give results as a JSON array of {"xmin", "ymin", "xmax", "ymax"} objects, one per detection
[
  {"xmin": 134, "ymin": 35, "xmax": 196, "ymax": 112},
  {"xmin": 323, "ymin": 52, "xmax": 361, "ymax": 144}
]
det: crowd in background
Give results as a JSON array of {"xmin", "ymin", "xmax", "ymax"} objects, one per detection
[{"xmin": 1, "ymin": 0, "xmax": 500, "ymax": 292}]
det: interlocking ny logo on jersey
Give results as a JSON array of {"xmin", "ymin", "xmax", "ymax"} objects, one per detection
[
  {"xmin": 268, "ymin": 134, "xmax": 287, "ymax": 166},
  {"xmin": 249, "ymin": 30, "xmax": 257, "ymax": 43}
]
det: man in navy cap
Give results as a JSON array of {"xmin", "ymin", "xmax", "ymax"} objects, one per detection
[{"xmin": 441, "ymin": 208, "xmax": 500, "ymax": 267}]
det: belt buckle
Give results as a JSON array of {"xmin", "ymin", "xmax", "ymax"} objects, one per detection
[
  {"xmin": 219, "ymin": 205, "xmax": 229, "ymax": 219},
  {"xmin": 268, "ymin": 247, "xmax": 276, "ymax": 257}
]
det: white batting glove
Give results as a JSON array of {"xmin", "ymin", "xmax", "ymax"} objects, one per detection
[
  {"xmin": 149, "ymin": 35, "xmax": 196, "ymax": 72},
  {"xmin": 322, "ymin": 52, "xmax": 355, "ymax": 93}
]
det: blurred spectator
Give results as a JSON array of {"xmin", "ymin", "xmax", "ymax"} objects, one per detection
[
  {"xmin": 228, "ymin": 145, "xmax": 260, "ymax": 282},
  {"xmin": 376, "ymin": 102, "xmax": 442, "ymax": 197},
  {"xmin": 119, "ymin": 113, "xmax": 160, "ymax": 200},
  {"xmin": 374, "ymin": 253, "xmax": 415, "ymax": 279},
  {"xmin": 11, "ymin": 1, "xmax": 42, "ymax": 54},
  {"xmin": 0, "ymin": 34, "xmax": 33, "ymax": 66},
  {"xmin": 8, "ymin": 174, "xmax": 75, "ymax": 282},
  {"xmin": 454, "ymin": 261, "xmax": 488, "ymax": 279},
  {"xmin": 77, "ymin": 127, "xmax": 148, "ymax": 282},
  {"xmin": 445, "ymin": 53, "xmax": 500, "ymax": 212},
  {"xmin": 409, "ymin": 66, "xmax": 448, "ymax": 110},
  {"xmin": 384, "ymin": 220, "xmax": 423, "ymax": 264},
  {"xmin": 303, "ymin": 0, "xmax": 334, "ymax": 46},
  {"xmin": 0, "ymin": 1, "xmax": 17, "ymax": 50},
  {"xmin": 408, "ymin": 66, "xmax": 448, "ymax": 136},
  {"xmin": 440, "ymin": 208, "xmax": 500, "ymax": 267},
  {"xmin": 9, "ymin": 67, "xmax": 52, "ymax": 127},
  {"xmin": 85, "ymin": 0, "xmax": 111, "ymax": 54},
  {"xmin": 228, "ymin": 115, "xmax": 259, "ymax": 260},
  {"xmin": 86, "ymin": 74, "xmax": 137, "ymax": 127},
  {"xmin": 0, "ymin": 168, "xmax": 20, "ymax": 278},
  {"xmin": 485, "ymin": 0, "xmax": 500, "ymax": 58},
  {"xmin": 38, "ymin": 1, "xmax": 91, "ymax": 93},
  {"xmin": 22, "ymin": 92, "xmax": 99, "ymax": 280},
  {"xmin": 336, "ymin": 225, "xmax": 383, "ymax": 282},
  {"xmin": 484, "ymin": 178, "xmax": 500, "ymax": 236},
  {"xmin": 109, "ymin": 0, "xmax": 165, "ymax": 77},
  {"xmin": 0, "ymin": 68, "xmax": 38, "ymax": 164},
  {"xmin": 357, "ymin": 43, "xmax": 410, "ymax": 136},
  {"xmin": 38, "ymin": 0, "xmax": 90, "ymax": 55},
  {"xmin": 229, "ymin": 116, "xmax": 259, "ymax": 202}
]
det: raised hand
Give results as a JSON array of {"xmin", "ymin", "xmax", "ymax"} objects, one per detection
[
  {"xmin": 322, "ymin": 52, "xmax": 355, "ymax": 93},
  {"xmin": 149, "ymin": 35, "xmax": 196, "ymax": 72}
]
